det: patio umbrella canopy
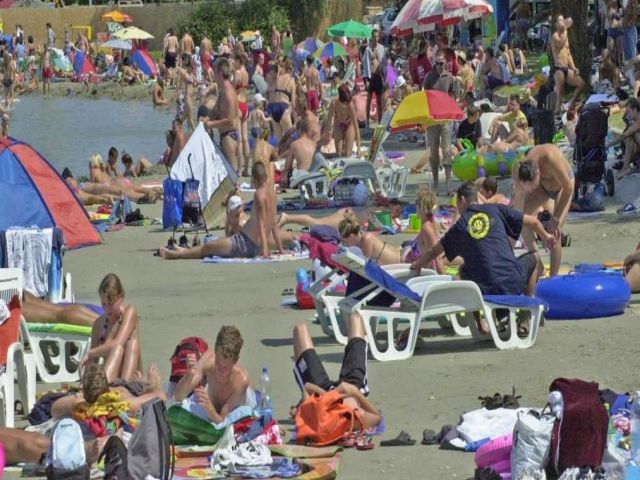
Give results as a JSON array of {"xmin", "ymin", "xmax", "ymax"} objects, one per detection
[
  {"xmin": 112, "ymin": 26, "xmax": 154, "ymax": 40},
  {"xmin": 390, "ymin": 90, "xmax": 464, "ymax": 130},
  {"xmin": 313, "ymin": 42, "xmax": 347, "ymax": 60},
  {"xmin": 391, "ymin": 0, "xmax": 493, "ymax": 36},
  {"xmin": 239, "ymin": 30, "xmax": 257, "ymax": 42},
  {"xmin": 101, "ymin": 38, "xmax": 132, "ymax": 50},
  {"xmin": 327, "ymin": 20, "xmax": 372, "ymax": 39},
  {"xmin": 298, "ymin": 37, "xmax": 324, "ymax": 54},
  {"xmin": 101, "ymin": 10, "xmax": 133, "ymax": 23}
]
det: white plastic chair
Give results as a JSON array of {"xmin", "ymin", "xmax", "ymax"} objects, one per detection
[{"xmin": 0, "ymin": 268, "xmax": 36, "ymax": 426}]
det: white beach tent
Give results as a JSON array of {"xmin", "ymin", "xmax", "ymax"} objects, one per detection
[{"xmin": 170, "ymin": 123, "xmax": 239, "ymax": 228}]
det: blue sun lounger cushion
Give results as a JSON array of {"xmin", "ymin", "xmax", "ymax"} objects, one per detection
[
  {"xmin": 364, "ymin": 260, "xmax": 421, "ymax": 303},
  {"xmin": 483, "ymin": 295, "xmax": 548, "ymax": 311}
]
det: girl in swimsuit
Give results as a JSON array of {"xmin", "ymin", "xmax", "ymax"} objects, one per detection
[
  {"xmin": 327, "ymin": 84, "xmax": 361, "ymax": 157},
  {"xmin": 338, "ymin": 210, "xmax": 402, "ymax": 265},
  {"xmin": 234, "ymin": 53, "xmax": 251, "ymax": 176},
  {"xmin": 80, "ymin": 274, "xmax": 141, "ymax": 384},
  {"xmin": 608, "ymin": 0, "xmax": 624, "ymax": 66}
]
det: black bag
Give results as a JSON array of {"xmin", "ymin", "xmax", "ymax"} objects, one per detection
[
  {"xmin": 127, "ymin": 398, "xmax": 174, "ymax": 480},
  {"xmin": 98, "ymin": 436, "xmax": 128, "ymax": 480},
  {"xmin": 45, "ymin": 465, "xmax": 90, "ymax": 480}
]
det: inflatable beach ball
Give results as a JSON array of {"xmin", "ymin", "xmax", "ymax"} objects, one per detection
[{"xmin": 352, "ymin": 182, "xmax": 369, "ymax": 206}]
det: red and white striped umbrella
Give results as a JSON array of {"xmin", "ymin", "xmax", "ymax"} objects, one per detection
[{"xmin": 391, "ymin": 0, "xmax": 493, "ymax": 37}]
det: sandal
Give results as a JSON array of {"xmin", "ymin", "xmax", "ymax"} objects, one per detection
[
  {"xmin": 355, "ymin": 434, "xmax": 374, "ymax": 450},
  {"xmin": 502, "ymin": 386, "xmax": 522, "ymax": 409},
  {"xmin": 342, "ymin": 432, "xmax": 357, "ymax": 448},
  {"xmin": 380, "ymin": 430, "xmax": 416, "ymax": 446},
  {"xmin": 421, "ymin": 429, "xmax": 437, "ymax": 445}
]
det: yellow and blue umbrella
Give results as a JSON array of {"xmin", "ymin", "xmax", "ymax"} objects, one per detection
[
  {"xmin": 298, "ymin": 37, "xmax": 324, "ymax": 53},
  {"xmin": 313, "ymin": 42, "xmax": 347, "ymax": 60}
]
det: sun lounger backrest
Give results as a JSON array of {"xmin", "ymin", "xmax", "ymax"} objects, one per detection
[
  {"xmin": 332, "ymin": 251, "xmax": 367, "ymax": 276},
  {"xmin": 419, "ymin": 281, "xmax": 485, "ymax": 314},
  {"xmin": 364, "ymin": 261, "xmax": 421, "ymax": 303},
  {"xmin": 0, "ymin": 268, "xmax": 23, "ymax": 304}
]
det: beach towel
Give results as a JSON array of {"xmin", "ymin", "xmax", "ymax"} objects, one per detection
[
  {"xmin": 299, "ymin": 234, "xmax": 338, "ymax": 269},
  {"xmin": 201, "ymin": 252, "xmax": 309, "ymax": 264},
  {"xmin": 0, "ymin": 296, "xmax": 20, "ymax": 370}
]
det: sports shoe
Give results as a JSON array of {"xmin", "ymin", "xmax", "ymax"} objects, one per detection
[{"xmin": 618, "ymin": 203, "xmax": 639, "ymax": 216}]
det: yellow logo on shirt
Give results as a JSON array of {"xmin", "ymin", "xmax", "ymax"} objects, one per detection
[{"xmin": 468, "ymin": 212, "xmax": 490, "ymax": 240}]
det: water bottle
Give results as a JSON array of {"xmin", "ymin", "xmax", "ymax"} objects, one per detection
[
  {"xmin": 631, "ymin": 391, "xmax": 640, "ymax": 465},
  {"xmin": 258, "ymin": 367, "xmax": 272, "ymax": 411}
]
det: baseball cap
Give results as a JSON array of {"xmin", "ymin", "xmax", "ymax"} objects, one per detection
[
  {"xmin": 227, "ymin": 195, "xmax": 243, "ymax": 212},
  {"xmin": 254, "ymin": 93, "xmax": 266, "ymax": 104}
]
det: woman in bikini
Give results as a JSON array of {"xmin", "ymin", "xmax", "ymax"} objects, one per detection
[
  {"xmin": 267, "ymin": 60, "xmax": 295, "ymax": 141},
  {"xmin": 338, "ymin": 210, "xmax": 402, "ymax": 265},
  {"xmin": 176, "ymin": 56, "xmax": 196, "ymax": 132},
  {"xmin": 326, "ymin": 84, "xmax": 361, "ymax": 157},
  {"xmin": 234, "ymin": 53, "xmax": 251, "ymax": 176},
  {"xmin": 79, "ymin": 274, "xmax": 141, "ymax": 384},
  {"xmin": 88, "ymin": 154, "xmax": 160, "ymax": 202},
  {"xmin": 607, "ymin": 0, "xmax": 624, "ymax": 66},
  {"xmin": 479, "ymin": 117, "xmax": 530, "ymax": 154},
  {"xmin": 3, "ymin": 53, "xmax": 16, "ymax": 108}
]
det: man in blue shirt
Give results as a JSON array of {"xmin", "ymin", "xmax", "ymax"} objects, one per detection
[{"xmin": 411, "ymin": 182, "xmax": 555, "ymax": 332}]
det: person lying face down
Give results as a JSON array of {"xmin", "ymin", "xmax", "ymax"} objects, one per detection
[{"xmin": 173, "ymin": 325, "xmax": 253, "ymax": 423}]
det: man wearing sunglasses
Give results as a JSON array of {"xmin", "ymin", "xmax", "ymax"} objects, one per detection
[{"xmin": 422, "ymin": 52, "xmax": 458, "ymax": 196}]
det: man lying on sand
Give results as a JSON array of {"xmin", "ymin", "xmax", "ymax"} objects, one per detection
[
  {"xmin": 173, "ymin": 326, "xmax": 254, "ymax": 423},
  {"xmin": 159, "ymin": 163, "xmax": 282, "ymax": 259},
  {"xmin": 291, "ymin": 312, "xmax": 381, "ymax": 432}
]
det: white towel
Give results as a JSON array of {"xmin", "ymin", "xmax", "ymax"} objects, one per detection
[{"xmin": 6, "ymin": 228, "xmax": 53, "ymax": 297}]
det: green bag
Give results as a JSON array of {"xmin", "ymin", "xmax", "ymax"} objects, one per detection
[{"xmin": 167, "ymin": 405, "xmax": 225, "ymax": 446}]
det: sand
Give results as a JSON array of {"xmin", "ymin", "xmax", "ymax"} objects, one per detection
[{"xmin": 54, "ymin": 137, "xmax": 640, "ymax": 480}]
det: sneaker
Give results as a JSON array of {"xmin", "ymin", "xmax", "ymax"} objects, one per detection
[{"xmin": 617, "ymin": 203, "xmax": 639, "ymax": 216}]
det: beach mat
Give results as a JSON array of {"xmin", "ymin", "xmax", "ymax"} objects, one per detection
[{"xmin": 202, "ymin": 252, "xmax": 309, "ymax": 264}]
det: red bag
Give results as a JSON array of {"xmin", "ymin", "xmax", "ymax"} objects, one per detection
[
  {"xmin": 294, "ymin": 390, "xmax": 361, "ymax": 446},
  {"xmin": 169, "ymin": 337, "xmax": 209, "ymax": 383},
  {"xmin": 548, "ymin": 378, "xmax": 608, "ymax": 476}
]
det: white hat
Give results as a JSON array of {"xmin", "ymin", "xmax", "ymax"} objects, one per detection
[
  {"xmin": 227, "ymin": 195, "xmax": 243, "ymax": 212},
  {"xmin": 253, "ymin": 93, "xmax": 266, "ymax": 104},
  {"xmin": 395, "ymin": 75, "xmax": 406, "ymax": 88}
]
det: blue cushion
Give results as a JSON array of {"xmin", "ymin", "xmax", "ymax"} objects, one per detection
[
  {"xmin": 483, "ymin": 295, "xmax": 548, "ymax": 311},
  {"xmin": 364, "ymin": 261, "xmax": 422, "ymax": 303}
]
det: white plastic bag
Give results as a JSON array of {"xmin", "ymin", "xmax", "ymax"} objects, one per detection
[{"xmin": 511, "ymin": 410, "xmax": 555, "ymax": 479}]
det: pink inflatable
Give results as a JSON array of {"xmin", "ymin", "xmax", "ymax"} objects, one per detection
[{"xmin": 475, "ymin": 434, "xmax": 513, "ymax": 469}]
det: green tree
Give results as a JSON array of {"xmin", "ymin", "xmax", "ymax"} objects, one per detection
[
  {"xmin": 184, "ymin": 0, "xmax": 238, "ymax": 44},
  {"xmin": 551, "ymin": 0, "xmax": 590, "ymax": 86}
]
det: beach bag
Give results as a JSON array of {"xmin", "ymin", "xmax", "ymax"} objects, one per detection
[
  {"xmin": 169, "ymin": 336, "xmax": 209, "ymax": 383},
  {"xmin": 162, "ymin": 177, "xmax": 183, "ymax": 230},
  {"xmin": 109, "ymin": 196, "xmax": 133, "ymax": 225},
  {"xmin": 46, "ymin": 418, "xmax": 90, "ymax": 480},
  {"xmin": 548, "ymin": 378, "xmax": 608, "ymax": 477},
  {"xmin": 167, "ymin": 405, "xmax": 226, "ymax": 446},
  {"xmin": 98, "ymin": 436, "xmax": 128, "ymax": 480},
  {"xmin": 511, "ymin": 409, "xmax": 555, "ymax": 479},
  {"xmin": 294, "ymin": 390, "xmax": 361, "ymax": 446},
  {"xmin": 127, "ymin": 398, "xmax": 174, "ymax": 480}
]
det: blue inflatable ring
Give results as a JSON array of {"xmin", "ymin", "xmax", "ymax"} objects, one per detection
[{"xmin": 536, "ymin": 271, "xmax": 630, "ymax": 319}]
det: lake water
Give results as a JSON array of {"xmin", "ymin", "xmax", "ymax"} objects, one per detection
[{"xmin": 8, "ymin": 96, "xmax": 174, "ymax": 177}]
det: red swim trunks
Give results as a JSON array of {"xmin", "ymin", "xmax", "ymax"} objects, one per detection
[
  {"xmin": 42, "ymin": 67, "xmax": 53, "ymax": 79},
  {"xmin": 306, "ymin": 89, "xmax": 319, "ymax": 114}
]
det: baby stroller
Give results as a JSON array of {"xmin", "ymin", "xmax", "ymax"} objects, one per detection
[{"xmin": 573, "ymin": 102, "xmax": 615, "ymax": 198}]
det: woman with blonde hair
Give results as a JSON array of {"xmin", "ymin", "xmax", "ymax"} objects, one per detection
[
  {"xmin": 402, "ymin": 187, "xmax": 445, "ymax": 274},
  {"xmin": 338, "ymin": 210, "xmax": 402, "ymax": 265}
]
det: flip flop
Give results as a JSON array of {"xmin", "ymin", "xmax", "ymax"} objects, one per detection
[
  {"xmin": 342, "ymin": 432, "xmax": 357, "ymax": 448},
  {"xmin": 421, "ymin": 429, "xmax": 437, "ymax": 445},
  {"xmin": 380, "ymin": 430, "xmax": 416, "ymax": 446},
  {"xmin": 502, "ymin": 386, "xmax": 522, "ymax": 409},
  {"xmin": 355, "ymin": 434, "xmax": 375, "ymax": 450}
]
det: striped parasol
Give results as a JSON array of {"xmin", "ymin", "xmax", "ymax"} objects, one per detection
[{"xmin": 391, "ymin": 0, "xmax": 493, "ymax": 37}]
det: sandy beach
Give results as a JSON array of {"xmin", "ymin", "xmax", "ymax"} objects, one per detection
[{"xmin": 54, "ymin": 141, "xmax": 640, "ymax": 480}]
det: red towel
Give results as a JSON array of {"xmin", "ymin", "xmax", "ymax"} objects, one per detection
[
  {"xmin": 299, "ymin": 234, "xmax": 339, "ymax": 269},
  {"xmin": 0, "ymin": 296, "xmax": 21, "ymax": 368}
]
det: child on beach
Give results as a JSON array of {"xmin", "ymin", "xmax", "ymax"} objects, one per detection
[
  {"xmin": 80, "ymin": 274, "xmax": 141, "ymax": 384},
  {"xmin": 402, "ymin": 187, "xmax": 445, "ymax": 274},
  {"xmin": 121, "ymin": 152, "xmax": 153, "ymax": 178},
  {"xmin": 248, "ymin": 93, "xmax": 270, "ymax": 150}
]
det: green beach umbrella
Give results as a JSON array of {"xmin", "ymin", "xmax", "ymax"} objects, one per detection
[
  {"xmin": 313, "ymin": 42, "xmax": 348, "ymax": 60},
  {"xmin": 327, "ymin": 20, "xmax": 372, "ymax": 39}
]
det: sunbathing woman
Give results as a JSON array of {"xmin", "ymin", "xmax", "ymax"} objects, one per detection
[
  {"xmin": 401, "ymin": 187, "xmax": 446, "ymax": 274},
  {"xmin": 479, "ymin": 117, "xmax": 530, "ymax": 154},
  {"xmin": 325, "ymin": 84, "xmax": 361, "ymax": 157},
  {"xmin": 339, "ymin": 210, "xmax": 403, "ymax": 264},
  {"xmin": 22, "ymin": 291, "xmax": 99, "ymax": 327},
  {"xmin": 88, "ymin": 154, "xmax": 159, "ymax": 202},
  {"xmin": 79, "ymin": 274, "xmax": 141, "ymax": 384},
  {"xmin": 64, "ymin": 176, "xmax": 116, "ymax": 206}
]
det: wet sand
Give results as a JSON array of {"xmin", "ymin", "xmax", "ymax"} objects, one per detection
[{"xmin": 58, "ymin": 143, "xmax": 640, "ymax": 480}]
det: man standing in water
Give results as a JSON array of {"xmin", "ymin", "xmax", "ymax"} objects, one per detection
[
  {"xmin": 40, "ymin": 45, "xmax": 52, "ymax": 96},
  {"xmin": 303, "ymin": 55, "xmax": 322, "ymax": 114},
  {"xmin": 180, "ymin": 29, "xmax": 194, "ymax": 61},
  {"xmin": 551, "ymin": 15, "xmax": 585, "ymax": 115},
  {"xmin": 159, "ymin": 162, "xmax": 282, "ymax": 259},
  {"xmin": 163, "ymin": 28, "xmax": 179, "ymax": 80},
  {"xmin": 206, "ymin": 57, "xmax": 240, "ymax": 173}
]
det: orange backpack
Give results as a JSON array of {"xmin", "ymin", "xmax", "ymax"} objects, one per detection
[{"xmin": 294, "ymin": 390, "xmax": 362, "ymax": 446}]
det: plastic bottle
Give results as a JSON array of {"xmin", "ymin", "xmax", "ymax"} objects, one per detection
[
  {"xmin": 631, "ymin": 392, "xmax": 640, "ymax": 465},
  {"xmin": 605, "ymin": 403, "xmax": 617, "ymax": 451},
  {"xmin": 258, "ymin": 367, "xmax": 272, "ymax": 412}
]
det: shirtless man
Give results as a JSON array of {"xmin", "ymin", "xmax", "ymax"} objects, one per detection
[
  {"xmin": 163, "ymin": 28, "xmax": 179, "ymax": 80},
  {"xmin": 168, "ymin": 117, "xmax": 187, "ymax": 167},
  {"xmin": 41, "ymin": 46, "xmax": 52, "ymax": 96},
  {"xmin": 159, "ymin": 162, "xmax": 282, "ymax": 259},
  {"xmin": 153, "ymin": 78, "xmax": 169, "ymax": 106},
  {"xmin": 606, "ymin": 97, "xmax": 640, "ymax": 177},
  {"xmin": 173, "ymin": 326, "xmax": 250, "ymax": 423},
  {"xmin": 253, "ymin": 124, "xmax": 277, "ymax": 186},
  {"xmin": 303, "ymin": 55, "xmax": 322, "ymax": 114},
  {"xmin": 480, "ymin": 48, "xmax": 505, "ymax": 97},
  {"xmin": 180, "ymin": 29, "xmax": 194, "ymax": 59},
  {"xmin": 511, "ymin": 144, "xmax": 575, "ymax": 276},
  {"xmin": 551, "ymin": 15, "xmax": 585, "ymax": 114},
  {"xmin": 76, "ymin": 31, "xmax": 89, "ymax": 54},
  {"xmin": 206, "ymin": 57, "xmax": 240, "ymax": 173},
  {"xmin": 283, "ymin": 117, "xmax": 316, "ymax": 185}
]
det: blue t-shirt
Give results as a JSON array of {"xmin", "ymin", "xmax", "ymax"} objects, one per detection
[{"xmin": 441, "ymin": 204, "xmax": 525, "ymax": 295}]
